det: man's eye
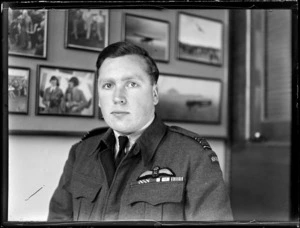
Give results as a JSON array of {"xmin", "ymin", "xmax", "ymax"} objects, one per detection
[
  {"xmin": 103, "ymin": 83, "xmax": 112, "ymax": 89},
  {"xmin": 128, "ymin": 82, "xmax": 138, "ymax": 88}
]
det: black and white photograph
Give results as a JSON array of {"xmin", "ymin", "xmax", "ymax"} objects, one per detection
[
  {"xmin": 124, "ymin": 13, "xmax": 170, "ymax": 62},
  {"xmin": 8, "ymin": 66, "xmax": 30, "ymax": 114},
  {"xmin": 36, "ymin": 65, "xmax": 95, "ymax": 117},
  {"xmin": 4, "ymin": 5, "xmax": 297, "ymax": 226},
  {"xmin": 177, "ymin": 12, "xmax": 223, "ymax": 65},
  {"xmin": 8, "ymin": 9, "xmax": 48, "ymax": 58},
  {"xmin": 65, "ymin": 9, "xmax": 109, "ymax": 52},
  {"xmin": 156, "ymin": 74, "xmax": 222, "ymax": 124}
]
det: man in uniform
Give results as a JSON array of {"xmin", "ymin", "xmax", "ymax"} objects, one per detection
[{"xmin": 48, "ymin": 41, "xmax": 233, "ymax": 221}]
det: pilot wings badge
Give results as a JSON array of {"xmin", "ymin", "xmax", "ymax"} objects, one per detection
[{"xmin": 137, "ymin": 166, "xmax": 175, "ymax": 181}]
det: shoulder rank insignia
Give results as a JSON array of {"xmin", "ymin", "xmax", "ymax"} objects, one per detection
[
  {"xmin": 137, "ymin": 166, "xmax": 175, "ymax": 181},
  {"xmin": 193, "ymin": 137, "xmax": 212, "ymax": 150},
  {"xmin": 81, "ymin": 127, "xmax": 109, "ymax": 141},
  {"xmin": 169, "ymin": 126, "xmax": 212, "ymax": 150},
  {"xmin": 209, "ymin": 153, "xmax": 219, "ymax": 164}
]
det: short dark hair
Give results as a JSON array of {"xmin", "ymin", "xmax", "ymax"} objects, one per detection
[
  {"xmin": 50, "ymin": 75, "xmax": 59, "ymax": 86},
  {"xmin": 96, "ymin": 41, "xmax": 159, "ymax": 84},
  {"xmin": 69, "ymin": 76, "xmax": 79, "ymax": 87}
]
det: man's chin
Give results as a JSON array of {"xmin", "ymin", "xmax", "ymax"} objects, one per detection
[
  {"xmin": 110, "ymin": 123, "xmax": 135, "ymax": 135},
  {"xmin": 113, "ymin": 128, "xmax": 134, "ymax": 135}
]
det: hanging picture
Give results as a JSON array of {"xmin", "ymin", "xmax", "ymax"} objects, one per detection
[
  {"xmin": 8, "ymin": 66, "xmax": 30, "ymax": 114},
  {"xmin": 36, "ymin": 65, "xmax": 96, "ymax": 117},
  {"xmin": 65, "ymin": 9, "xmax": 109, "ymax": 52},
  {"xmin": 156, "ymin": 73, "xmax": 222, "ymax": 124},
  {"xmin": 8, "ymin": 9, "xmax": 48, "ymax": 59},
  {"xmin": 177, "ymin": 12, "xmax": 223, "ymax": 66},
  {"xmin": 124, "ymin": 13, "xmax": 170, "ymax": 62}
]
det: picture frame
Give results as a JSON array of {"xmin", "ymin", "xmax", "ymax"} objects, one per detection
[
  {"xmin": 36, "ymin": 65, "xmax": 96, "ymax": 117},
  {"xmin": 8, "ymin": 9, "xmax": 48, "ymax": 59},
  {"xmin": 65, "ymin": 9, "xmax": 109, "ymax": 52},
  {"xmin": 123, "ymin": 13, "xmax": 170, "ymax": 62},
  {"xmin": 156, "ymin": 73, "xmax": 222, "ymax": 124},
  {"xmin": 177, "ymin": 12, "xmax": 223, "ymax": 66},
  {"xmin": 8, "ymin": 66, "xmax": 30, "ymax": 114}
]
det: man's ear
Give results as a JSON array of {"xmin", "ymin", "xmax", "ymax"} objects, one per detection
[{"xmin": 153, "ymin": 84, "xmax": 159, "ymax": 105}]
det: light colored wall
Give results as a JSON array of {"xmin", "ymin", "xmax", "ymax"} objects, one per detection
[
  {"xmin": 9, "ymin": 9, "xmax": 229, "ymax": 137},
  {"xmin": 8, "ymin": 8, "xmax": 230, "ymax": 221},
  {"xmin": 8, "ymin": 135, "xmax": 227, "ymax": 221}
]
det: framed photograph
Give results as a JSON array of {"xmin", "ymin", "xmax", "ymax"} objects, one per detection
[
  {"xmin": 65, "ymin": 9, "xmax": 109, "ymax": 52},
  {"xmin": 8, "ymin": 9, "xmax": 48, "ymax": 59},
  {"xmin": 36, "ymin": 65, "xmax": 96, "ymax": 117},
  {"xmin": 156, "ymin": 73, "xmax": 222, "ymax": 124},
  {"xmin": 177, "ymin": 12, "xmax": 223, "ymax": 66},
  {"xmin": 124, "ymin": 13, "xmax": 170, "ymax": 62},
  {"xmin": 8, "ymin": 66, "xmax": 30, "ymax": 114}
]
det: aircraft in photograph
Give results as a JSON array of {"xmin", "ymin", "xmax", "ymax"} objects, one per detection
[
  {"xmin": 186, "ymin": 97, "xmax": 212, "ymax": 110},
  {"xmin": 133, "ymin": 32, "xmax": 162, "ymax": 44},
  {"xmin": 195, "ymin": 23, "xmax": 204, "ymax": 33},
  {"xmin": 162, "ymin": 88, "xmax": 212, "ymax": 110}
]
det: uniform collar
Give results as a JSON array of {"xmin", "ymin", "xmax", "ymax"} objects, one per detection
[
  {"xmin": 89, "ymin": 114, "xmax": 167, "ymax": 164},
  {"xmin": 50, "ymin": 86, "xmax": 57, "ymax": 92},
  {"xmin": 88, "ymin": 128, "xmax": 115, "ymax": 156},
  {"xmin": 133, "ymin": 115, "xmax": 167, "ymax": 165},
  {"xmin": 113, "ymin": 115, "xmax": 155, "ymax": 157}
]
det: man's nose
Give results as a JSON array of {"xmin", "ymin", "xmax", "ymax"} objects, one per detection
[{"xmin": 113, "ymin": 86, "xmax": 127, "ymax": 105}]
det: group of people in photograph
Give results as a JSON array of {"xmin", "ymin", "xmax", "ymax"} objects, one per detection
[
  {"xmin": 8, "ymin": 78, "xmax": 28, "ymax": 99},
  {"xmin": 8, "ymin": 9, "xmax": 45, "ymax": 55},
  {"xmin": 41, "ymin": 76, "xmax": 91, "ymax": 115},
  {"xmin": 70, "ymin": 9, "xmax": 105, "ymax": 42}
]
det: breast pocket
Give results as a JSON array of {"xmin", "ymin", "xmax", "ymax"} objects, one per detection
[
  {"xmin": 71, "ymin": 173, "xmax": 102, "ymax": 221},
  {"xmin": 122, "ymin": 181, "xmax": 184, "ymax": 221}
]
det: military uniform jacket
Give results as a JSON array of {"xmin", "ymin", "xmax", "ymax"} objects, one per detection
[{"xmin": 48, "ymin": 116, "xmax": 233, "ymax": 221}]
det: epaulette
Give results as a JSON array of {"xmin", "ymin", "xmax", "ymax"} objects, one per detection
[
  {"xmin": 80, "ymin": 127, "xmax": 109, "ymax": 141},
  {"xmin": 169, "ymin": 126, "xmax": 212, "ymax": 150}
]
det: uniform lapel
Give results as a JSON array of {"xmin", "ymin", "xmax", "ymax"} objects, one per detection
[
  {"xmin": 134, "ymin": 115, "xmax": 168, "ymax": 166},
  {"xmin": 98, "ymin": 129, "xmax": 116, "ymax": 187},
  {"xmin": 84, "ymin": 128, "xmax": 116, "ymax": 186}
]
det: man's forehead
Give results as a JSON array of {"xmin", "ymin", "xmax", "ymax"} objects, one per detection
[
  {"xmin": 98, "ymin": 55, "xmax": 149, "ymax": 78},
  {"xmin": 101, "ymin": 54, "xmax": 147, "ymax": 68}
]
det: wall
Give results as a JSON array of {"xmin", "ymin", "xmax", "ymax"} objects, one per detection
[
  {"xmin": 8, "ymin": 9, "xmax": 230, "ymax": 221},
  {"xmin": 9, "ymin": 9, "xmax": 229, "ymax": 136}
]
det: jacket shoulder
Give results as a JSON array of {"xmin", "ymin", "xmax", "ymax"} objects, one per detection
[
  {"xmin": 80, "ymin": 127, "xmax": 109, "ymax": 142},
  {"xmin": 169, "ymin": 125, "xmax": 212, "ymax": 151}
]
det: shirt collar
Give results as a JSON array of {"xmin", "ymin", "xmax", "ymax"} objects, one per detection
[
  {"xmin": 113, "ymin": 115, "xmax": 155, "ymax": 157},
  {"xmin": 50, "ymin": 86, "xmax": 57, "ymax": 91},
  {"xmin": 89, "ymin": 114, "xmax": 167, "ymax": 166}
]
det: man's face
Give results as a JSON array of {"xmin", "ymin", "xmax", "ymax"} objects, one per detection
[
  {"xmin": 98, "ymin": 54, "xmax": 159, "ymax": 135},
  {"xmin": 68, "ymin": 81, "xmax": 74, "ymax": 88},
  {"xmin": 50, "ymin": 79, "xmax": 57, "ymax": 87}
]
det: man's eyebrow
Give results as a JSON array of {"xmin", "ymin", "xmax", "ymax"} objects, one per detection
[
  {"xmin": 98, "ymin": 78, "xmax": 113, "ymax": 83},
  {"xmin": 98, "ymin": 74, "xmax": 146, "ymax": 83},
  {"xmin": 121, "ymin": 75, "xmax": 145, "ymax": 82}
]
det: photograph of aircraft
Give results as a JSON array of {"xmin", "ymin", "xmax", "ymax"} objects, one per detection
[
  {"xmin": 177, "ymin": 12, "xmax": 223, "ymax": 65},
  {"xmin": 124, "ymin": 14, "xmax": 169, "ymax": 62},
  {"xmin": 156, "ymin": 74, "xmax": 222, "ymax": 123},
  {"xmin": 133, "ymin": 32, "xmax": 162, "ymax": 45}
]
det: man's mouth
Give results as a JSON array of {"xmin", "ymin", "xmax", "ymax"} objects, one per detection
[{"xmin": 111, "ymin": 111, "xmax": 130, "ymax": 116}]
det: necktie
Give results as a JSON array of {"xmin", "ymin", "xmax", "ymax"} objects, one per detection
[{"xmin": 115, "ymin": 136, "xmax": 129, "ymax": 168}]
